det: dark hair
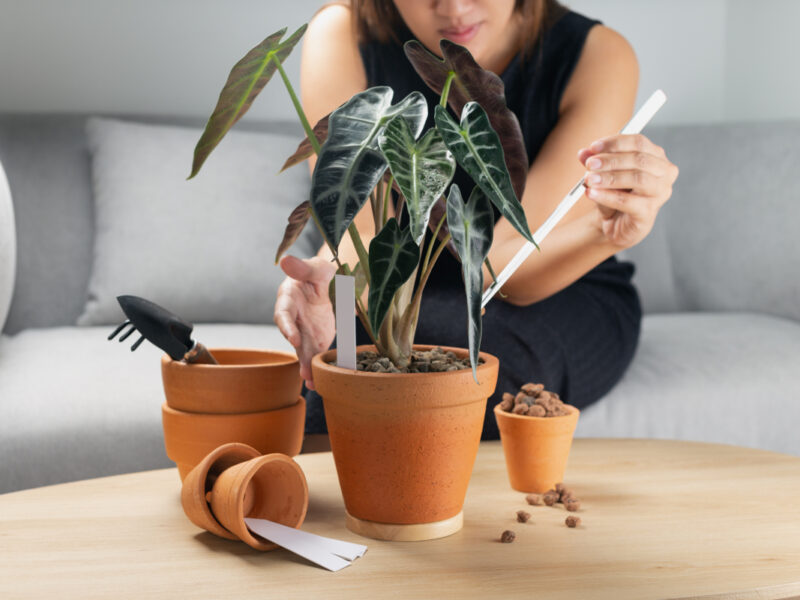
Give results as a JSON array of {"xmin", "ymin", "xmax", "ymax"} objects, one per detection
[{"xmin": 348, "ymin": 0, "xmax": 565, "ymax": 56}]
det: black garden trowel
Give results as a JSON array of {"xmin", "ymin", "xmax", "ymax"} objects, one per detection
[{"xmin": 108, "ymin": 295, "xmax": 218, "ymax": 364}]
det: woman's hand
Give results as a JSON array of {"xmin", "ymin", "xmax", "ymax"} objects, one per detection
[
  {"xmin": 274, "ymin": 255, "xmax": 337, "ymax": 390},
  {"xmin": 579, "ymin": 134, "xmax": 679, "ymax": 248}
]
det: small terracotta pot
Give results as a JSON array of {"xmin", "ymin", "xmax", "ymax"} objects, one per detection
[
  {"xmin": 311, "ymin": 345, "xmax": 498, "ymax": 536},
  {"xmin": 494, "ymin": 403, "xmax": 580, "ymax": 493},
  {"xmin": 162, "ymin": 348, "xmax": 301, "ymax": 414},
  {"xmin": 209, "ymin": 453, "xmax": 308, "ymax": 551},
  {"xmin": 162, "ymin": 397, "xmax": 306, "ymax": 481},
  {"xmin": 181, "ymin": 442, "xmax": 262, "ymax": 540}
]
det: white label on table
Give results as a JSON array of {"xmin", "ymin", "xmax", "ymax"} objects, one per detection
[
  {"xmin": 334, "ymin": 274, "xmax": 357, "ymax": 370},
  {"xmin": 244, "ymin": 518, "xmax": 367, "ymax": 572}
]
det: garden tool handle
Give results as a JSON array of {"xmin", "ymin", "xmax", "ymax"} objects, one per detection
[{"xmin": 183, "ymin": 342, "xmax": 218, "ymax": 365}]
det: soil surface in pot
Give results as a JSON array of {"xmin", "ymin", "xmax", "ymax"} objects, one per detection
[{"xmin": 331, "ymin": 347, "xmax": 485, "ymax": 373}]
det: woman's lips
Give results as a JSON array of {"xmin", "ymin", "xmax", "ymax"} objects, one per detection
[{"xmin": 438, "ymin": 23, "xmax": 481, "ymax": 44}]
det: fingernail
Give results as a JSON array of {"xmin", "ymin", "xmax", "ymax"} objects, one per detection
[
  {"xmin": 587, "ymin": 157, "xmax": 602, "ymax": 170},
  {"xmin": 587, "ymin": 173, "xmax": 602, "ymax": 185},
  {"xmin": 587, "ymin": 187, "xmax": 600, "ymax": 198},
  {"xmin": 591, "ymin": 141, "xmax": 604, "ymax": 152}
]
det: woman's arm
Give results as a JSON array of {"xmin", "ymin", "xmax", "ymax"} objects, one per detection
[{"xmin": 488, "ymin": 26, "xmax": 677, "ymax": 306}]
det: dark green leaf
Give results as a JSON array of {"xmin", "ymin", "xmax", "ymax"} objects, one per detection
[
  {"xmin": 378, "ymin": 118, "xmax": 455, "ymax": 244},
  {"xmin": 190, "ymin": 25, "xmax": 307, "ymax": 178},
  {"xmin": 280, "ymin": 114, "xmax": 329, "ymax": 172},
  {"xmin": 310, "ymin": 87, "xmax": 427, "ymax": 250},
  {"xmin": 428, "ymin": 197, "xmax": 460, "ymax": 260},
  {"xmin": 274, "ymin": 200, "xmax": 312, "ymax": 263},
  {"xmin": 367, "ymin": 218, "xmax": 419, "ymax": 336},
  {"xmin": 404, "ymin": 39, "xmax": 528, "ymax": 200},
  {"xmin": 446, "ymin": 185, "xmax": 494, "ymax": 380},
  {"xmin": 435, "ymin": 103, "xmax": 534, "ymax": 244}
]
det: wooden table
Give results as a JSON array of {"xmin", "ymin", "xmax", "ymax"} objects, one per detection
[{"xmin": 2, "ymin": 439, "xmax": 800, "ymax": 599}]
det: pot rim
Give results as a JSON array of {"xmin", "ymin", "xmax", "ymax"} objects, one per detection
[
  {"xmin": 493, "ymin": 402, "xmax": 580, "ymax": 421},
  {"xmin": 161, "ymin": 396, "xmax": 304, "ymax": 420},
  {"xmin": 312, "ymin": 344, "xmax": 498, "ymax": 379},
  {"xmin": 161, "ymin": 348, "xmax": 299, "ymax": 370}
]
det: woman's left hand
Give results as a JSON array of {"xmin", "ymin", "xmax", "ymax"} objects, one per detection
[{"xmin": 578, "ymin": 134, "xmax": 679, "ymax": 249}]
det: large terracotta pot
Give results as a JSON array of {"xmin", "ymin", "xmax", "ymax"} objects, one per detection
[
  {"xmin": 311, "ymin": 344, "xmax": 498, "ymax": 540},
  {"xmin": 161, "ymin": 348, "xmax": 301, "ymax": 414},
  {"xmin": 162, "ymin": 397, "xmax": 305, "ymax": 480},
  {"xmin": 494, "ymin": 403, "xmax": 580, "ymax": 493}
]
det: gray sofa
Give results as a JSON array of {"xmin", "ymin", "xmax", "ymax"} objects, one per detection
[{"xmin": 1, "ymin": 114, "xmax": 799, "ymax": 495}]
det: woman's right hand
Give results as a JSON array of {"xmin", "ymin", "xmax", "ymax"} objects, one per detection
[{"xmin": 274, "ymin": 255, "xmax": 337, "ymax": 390}]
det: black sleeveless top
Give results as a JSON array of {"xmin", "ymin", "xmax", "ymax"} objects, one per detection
[{"xmin": 359, "ymin": 10, "xmax": 624, "ymax": 291}]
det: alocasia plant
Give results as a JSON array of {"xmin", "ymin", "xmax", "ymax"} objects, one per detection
[{"xmin": 189, "ymin": 25, "xmax": 536, "ymax": 380}]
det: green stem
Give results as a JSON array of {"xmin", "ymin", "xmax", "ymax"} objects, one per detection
[
  {"xmin": 401, "ymin": 232, "xmax": 451, "ymax": 339},
  {"xmin": 382, "ymin": 175, "xmax": 393, "ymax": 228},
  {"xmin": 421, "ymin": 208, "xmax": 447, "ymax": 277},
  {"xmin": 274, "ymin": 57, "xmax": 321, "ymax": 155},
  {"xmin": 348, "ymin": 223, "xmax": 371, "ymax": 286},
  {"xmin": 440, "ymin": 71, "xmax": 455, "ymax": 108}
]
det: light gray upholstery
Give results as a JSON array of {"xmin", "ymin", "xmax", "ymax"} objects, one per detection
[
  {"xmin": 627, "ymin": 122, "xmax": 800, "ymax": 320},
  {"xmin": 576, "ymin": 312, "xmax": 800, "ymax": 455},
  {"xmin": 0, "ymin": 157, "xmax": 14, "ymax": 331},
  {"xmin": 0, "ymin": 324, "xmax": 294, "ymax": 493},
  {"xmin": 1, "ymin": 114, "xmax": 799, "ymax": 494}
]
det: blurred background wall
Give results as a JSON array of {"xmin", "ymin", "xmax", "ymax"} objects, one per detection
[{"xmin": 0, "ymin": 0, "xmax": 797, "ymax": 125}]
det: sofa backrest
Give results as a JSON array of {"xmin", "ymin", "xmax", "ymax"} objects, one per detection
[
  {"xmin": 1, "ymin": 116, "xmax": 798, "ymax": 334},
  {"xmin": 0, "ymin": 114, "xmax": 305, "ymax": 335},
  {"xmin": 622, "ymin": 121, "xmax": 800, "ymax": 322}
]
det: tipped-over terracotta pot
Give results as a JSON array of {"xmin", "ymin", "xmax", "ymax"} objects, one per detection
[
  {"xmin": 311, "ymin": 344, "xmax": 498, "ymax": 541},
  {"xmin": 162, "ymin": 397, "xmax": 306, "ymax": 480},
  {"xmin": 494, "ymin": 403, "xmax": 580, "ymax": 493},
  {"xmin": 209, "ymin": 452, "xmax": 308, "ymax": 551},
  {"xmin": 180, "ymin": 443, "xmax": 308, "ymax": 551},
  {"xmin": 181, "ymin": 442, "xmax": 262, "ymax": 540},
  {"xmin": 162, "ymin": 348, "xmax": 302, "ymax": 414}
]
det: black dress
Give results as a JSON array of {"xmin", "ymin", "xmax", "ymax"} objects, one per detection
[{"xmin": 304, "ymin": 10, "xmax": 642, "ymax": 440}]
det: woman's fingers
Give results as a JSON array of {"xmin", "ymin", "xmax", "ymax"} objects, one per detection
[{"xmin": 585, "ymin": 168, "xmax": 660, "ymax": 196}]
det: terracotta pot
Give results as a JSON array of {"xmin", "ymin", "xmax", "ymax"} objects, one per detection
[
  {"xmin": 161, "ymin": 348, "xmax": 301, "ymax": 414},
  {"xmin": 311, "ymin": 345, "xmax": 498, "ymax": 539},
  {"xmin": 181, "ymin": 442, "xmax": 262, "ymax": 540},
  {"xmin": 209, "ymin": 453, "xmax": 308, "ymax": 551},
  {"xmin": 494, "ymin": 403, "xmax": 580, "ymax": 493},
  {"xmin": 162, "ymin": 397, "xmax": 306, "ymax": 481}
]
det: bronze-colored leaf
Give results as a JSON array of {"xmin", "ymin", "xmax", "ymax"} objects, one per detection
[
  {"xmin": 274, "ymin": 200, "xmax": 311, "ymax": 263},
  {"xmin": 280, "ymin": 114, "xmax": 330, "ymax": 172},
  {"xmin": 190, "ymin": 25, "xmax": 307, "ymax": 179},
  {"xmin": 404, "ymin": 39, "xmax": 528, "ymax": 201}
]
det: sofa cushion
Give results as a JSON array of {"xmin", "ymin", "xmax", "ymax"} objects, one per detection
[
  {"xmin": 0, "ymin": 323, "xmax": 295, "ymax": 493},
  {"xmin": 576, "ymin": 312, "xmax": 800, "ymax": 456},
  {"xmin": 77, "ymin": 117, "xmax": 322, "ymax": 327},
  {"xmin": 0, "ymin": 157, "xmax": 14, "ymax": 332},
  {"xmin": 627, "ymin": 123, "xmax": 800, "ymax": 320}
]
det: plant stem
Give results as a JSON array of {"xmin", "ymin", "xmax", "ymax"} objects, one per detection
[
  {"xmin": 421, "ymin": 208, "xmax": 447, "ymax": 277},
  {"xmin": 348, "ymin": 223, "xmax": 371, "ymax": 286},
  {"xmin": 440, "ymin": 71, "xmax": 456, "ymax": 108},
  {"xmin": 382, "ymin": 175, "xmax": 394, "ymax": 228},
  {"xmin": 274, "ymin": 57, "xmax": 321, "ymax": 155}
]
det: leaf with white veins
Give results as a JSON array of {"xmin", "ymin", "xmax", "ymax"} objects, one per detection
[
  {"xmin": 378, "ymin": 117, "xmax": 455, "ymax": 244},
  {"xmin": 311, "ymin": 87, "xmax": 427, "ymax": 251},
  {"xmin": 367, "ymin": 218, "xmax": 419, "ymax": 336},
  {"xmin": 446, "ymin": 185, "xmax": 494, "ymax": 380},
  {"xmin": 435, "ymin": 103, "xmax": 535, "ymax": 245}
]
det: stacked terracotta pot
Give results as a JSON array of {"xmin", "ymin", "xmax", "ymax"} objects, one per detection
[{"xmin": 161, "ymin": 348, "xmax": 306, "ymax": 480}]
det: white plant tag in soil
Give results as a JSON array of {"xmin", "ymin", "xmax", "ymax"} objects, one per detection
[{"xmin": 334, "ymin": 274, "xmax": 356, "ymax": 370}]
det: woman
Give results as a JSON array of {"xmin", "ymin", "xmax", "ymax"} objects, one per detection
[{"xmin": 275, "ymin": 0, "xmax": 679, "ymax": 439}]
